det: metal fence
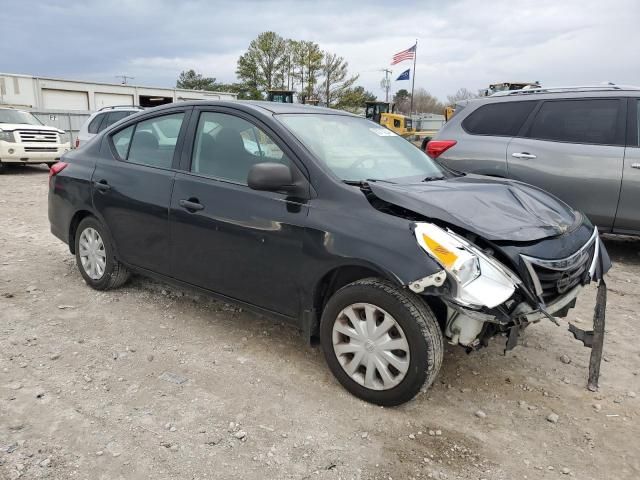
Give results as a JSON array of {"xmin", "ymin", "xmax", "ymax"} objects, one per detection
[{"xmin": 29, "ymin": 109, "xmax": 91, "ymax": 146}]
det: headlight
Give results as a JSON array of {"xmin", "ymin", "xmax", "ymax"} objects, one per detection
[
  {"xmin": 0, "ymin": 130, "xmax": 16, "ymax": 143},
  {"xmin": 414, "ymin": 223, "xmax": 518, "ymax": 308}
]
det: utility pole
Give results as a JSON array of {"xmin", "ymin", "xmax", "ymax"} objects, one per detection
[
  {"xmin": 115, "ymin": 75, "xmax": 135, "ymax": 85},
  {"xmin": 380, "ymin": 68, "xmax": 392, "ymax": 102}
]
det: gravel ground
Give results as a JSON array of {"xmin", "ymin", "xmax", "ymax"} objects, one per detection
[{"xmin": 1, "ymin": 165, "xmax": 639, "ymax": 480}]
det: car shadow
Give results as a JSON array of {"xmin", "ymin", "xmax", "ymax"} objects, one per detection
[
  {"xmin": 1, "ymin": 164, "xmax": 51, "ymax": 175},
  {"xmin": 601, "ymin": 234, "xmax": 640, "ymax": 266}
]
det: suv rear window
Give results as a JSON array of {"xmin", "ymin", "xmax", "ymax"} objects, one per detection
[
  {"xmin": 527, "ymin": 99, "xmax": 620, "ymax": 145},
  {"xmin": 88, "ymin": 114, "xmax": 105, "ymax": 134},
  {"xmin": 462, "ymin": 101, "xmax": 536, "ymax": 136}
]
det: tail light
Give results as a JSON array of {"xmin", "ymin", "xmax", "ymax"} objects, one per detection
[
  {"xmin": 426, "ymin": 140, "xmax": 457, "ymax": 159},
  {"xmin": 75, "ymin": 138, "xmax": 80, "ymax": 148},
  {"xmin": 49, "ymin": 161, "xmax": 68, "ymax": 180}
]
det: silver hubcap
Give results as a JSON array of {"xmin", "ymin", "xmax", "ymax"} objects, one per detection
[
  {"xmin": 332, "ymin": 303, "xmax": 410, "ymax": 391},
  {"xmin": 78, "ymin": 227, "xmax": 106, "ymax": 280}
]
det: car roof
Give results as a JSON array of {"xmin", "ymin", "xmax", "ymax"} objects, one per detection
[
  {"xmin": 471, "ymin": 85, "xmax": 640, "ymax": 104},
  {"xmin": 146, "ymin": 100, "xmax": 358, "ymax": 116}
]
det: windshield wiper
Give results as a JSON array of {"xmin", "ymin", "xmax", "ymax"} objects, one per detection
[
  {"xmin": 343, "ymin": 178, "xmax": 396, "ymax": 187},
  {"xmin": 423, "ymin": 176, "xmax": 445, "ymax": 182}
]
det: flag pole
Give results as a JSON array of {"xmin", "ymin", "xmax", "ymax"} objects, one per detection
[{"xmin": 409, "ymin": 39, "xmax": 417, "ymax": 114}]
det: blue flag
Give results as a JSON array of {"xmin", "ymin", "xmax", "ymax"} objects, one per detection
[{"xmin": 396, "ymin": 69, "xmax": 410, "ymax": 81}]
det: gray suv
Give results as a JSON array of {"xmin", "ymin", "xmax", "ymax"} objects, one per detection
[{"xmin": 428, "ymin": 86, "xmax": 640, "ymax": 235}]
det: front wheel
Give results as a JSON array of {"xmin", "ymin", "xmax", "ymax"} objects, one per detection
[
  {"xmin": 74, "ymin": 217, "xmax": 130, "ymax": 290},
  {"xmin": 320, "ymin": 278, "xmax": 443, "ymax": 406}
]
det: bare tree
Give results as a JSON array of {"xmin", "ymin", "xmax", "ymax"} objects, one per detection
[
  {"xmin": 412, "ymin": 88, "xmax": 445, "ymax": 114},
  {"xmin": 320, "ymin": 52, "xmax": 358, "ymax": 107},
  {"xmin": 446, "ymin": 88, "xmax": 478, "ymax": 105}
]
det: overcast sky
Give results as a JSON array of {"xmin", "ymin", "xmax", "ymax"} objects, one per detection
[{"xmin": 2, "ymin": 0, "xmax": 639, "ymax": 100}]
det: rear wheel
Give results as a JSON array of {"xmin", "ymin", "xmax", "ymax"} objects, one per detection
[
  {"xmin": 74, "ymin": 217, "xmax": 130, "ymax": 290},
  {"xmin": 320, "ymin": 278, "xmax": 443, "ymax": 406}
]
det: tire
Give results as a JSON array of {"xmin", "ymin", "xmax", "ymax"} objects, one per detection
[
  {"xmin": 0, "ymin": 162, "xmax": 7, "ymax": 174},
  {"xmin": 320, "ymin": 277, "xmax": 443, "ymax": 406},
  {"xmin": 74, "ymin": 216, "xmax": 130, "ymax": 290}
]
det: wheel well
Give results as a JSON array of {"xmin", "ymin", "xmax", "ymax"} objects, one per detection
[
  {"xmin": 313, "ymin": 266, "xmax": 384, "ymax": 316},
  {"xmin": 68, "ymin": 210, "xmax": 93, "ymax": 254}
]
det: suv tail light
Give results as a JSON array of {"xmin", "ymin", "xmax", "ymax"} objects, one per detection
[
  {"xmin": 426, "ymin": 140, "xmax": 457, "ymax": 159},
  {"xmin": 49, "ymin": 161, "xmax": 68, "ymax": 179},
  {"xmin": 75, "ymin": 137, "xmax": 80, "ymax": 148}
]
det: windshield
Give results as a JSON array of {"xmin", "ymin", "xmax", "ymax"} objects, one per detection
[
  {"xmin": 278, "ymin": 114, "xmax": 443, "ymax": 182},
  {"xmin": 0, "ymin": 109, "xmax": 43, "ymax": 126}
]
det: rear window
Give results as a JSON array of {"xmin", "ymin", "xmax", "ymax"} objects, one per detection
[
  {"xmin": 462, "ymin": 101, "xmax": 536, "ymax": 136},
  {"xmin": 88, "ymin": 114, "xmax": 105, "ymax": 134},
  {"xmin": 526, "ymin": 99, "xmax": 621, "ymax": 145},
  {"xmin": 102, "ymin": 111, "xmax": 133, "ymax": 131}
]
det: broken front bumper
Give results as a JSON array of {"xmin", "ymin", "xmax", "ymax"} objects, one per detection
[{"xmin": 438, "ymin": 232, "xmax": 610, "ymax": 391}]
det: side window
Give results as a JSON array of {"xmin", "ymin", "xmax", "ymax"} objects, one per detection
[
  {"xmin": 462, "ymin": 101, "xmax": 536, "ymax": 136},
  {"xmin": 99, "ymin": 111, "xmax": 132, "ymax": 132},
  {"xmin": 191, "ymin": 112, "xmax": 290, "ymax": 184},
  {"xmin": 527, "ymin": 99, "xmax": 620, "ymax": 145},
  {"xmin": 110, "ymin": 113, "xmax": 184, "ymax": 168},
  {"xmin": 393, "ymin": 119, "xmax": 401, "ymax": 128},
  {"xmin": 88, "ymin": 114, "xmax": 105, "ymax": 134},
  {"xmin": 112, "ymin": 125, "xmax": 134, "ymax": 159}
]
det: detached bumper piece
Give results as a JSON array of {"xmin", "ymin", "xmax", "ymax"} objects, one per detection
[
  {"xmin": 569, "ymin": 277, "xmax": 606, "ymax": 391},
  {"xmin": 568, "ymin": 244, "xmax": 609, "ymax": 391}
]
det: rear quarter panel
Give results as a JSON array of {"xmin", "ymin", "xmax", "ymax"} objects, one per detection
[
  {"xmin": 48, "ymin": 148, "xmax": 98, "ymax": 248},
  {"xmin": 436, "ymin": 107, "xmax": 510, "ymax": 177}
]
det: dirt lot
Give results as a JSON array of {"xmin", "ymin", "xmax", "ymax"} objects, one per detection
[{"xmin": 1, "ymin": 165, "xmax": 638, "ymax": 480}]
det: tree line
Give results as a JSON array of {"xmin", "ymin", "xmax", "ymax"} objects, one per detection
[
  {"xmin": 176, "ymin": 31, "xmax": 479, "ymax": 114},
  {"xmin": 177, "ymin": 31, "xmax": 376, "ymax": 112}
]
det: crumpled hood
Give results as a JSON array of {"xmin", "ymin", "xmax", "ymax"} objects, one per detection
[{"xmin": 368, "ymin": 175, "xmax": 579, "ymax": 241}]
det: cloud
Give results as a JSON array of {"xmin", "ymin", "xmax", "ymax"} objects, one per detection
[{"xmin": 2, "ymin": 0, "xmax": 638, "ymax": 100}]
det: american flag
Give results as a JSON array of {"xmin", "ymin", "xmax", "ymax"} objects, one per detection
[{"xmin": 391, "ymin": 44, "xmax": 416, "ymax": 65}]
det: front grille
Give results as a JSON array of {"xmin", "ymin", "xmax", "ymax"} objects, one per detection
[
  {"xmin": 521, "ymin": 229, "xmax": 598, "ymax": 304},
  {"xmin": 24, "ymin": 147, "xmax": 57, "ymax": 152},
  {"xmin": 16, "ymin": 130, "xmax": 59, "ymax": 144}
]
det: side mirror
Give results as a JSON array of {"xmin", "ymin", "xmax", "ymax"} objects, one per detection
[{"xmin": 248, "ymin": 162, "xmax": 295, "ymax": 193}]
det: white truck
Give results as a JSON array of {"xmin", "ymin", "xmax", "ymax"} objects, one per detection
[{"xmin": 0, "ymin": 107, "xmax": 70, "ymax": 172}]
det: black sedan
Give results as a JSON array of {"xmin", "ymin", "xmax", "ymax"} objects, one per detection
[{"xmin": 48, "ymin": 101, "xmax": 609, "ymax": 405}]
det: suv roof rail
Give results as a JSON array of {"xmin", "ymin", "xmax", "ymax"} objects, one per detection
[
  {"xmin": 491, "ymin": 84, "xmax": 640, "ymax": 97},
  {"xmin": 97, "ymin": 105, "xmax": 144, "ymax": 111}
]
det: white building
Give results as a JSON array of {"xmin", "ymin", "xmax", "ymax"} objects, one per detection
[
  {"xmin": 0, "ymin": 72, "xmax": 237, "ymax": 144},
  {"xmin": 0, "ymin": 72, "xmax": 237, "ymax": 111}
]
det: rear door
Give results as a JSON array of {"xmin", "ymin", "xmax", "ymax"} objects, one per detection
[
  {"xmin": 507, "ymin": 98, "xmax": 625, "ymax": 230},
  {"xmin": 438, "ymin": 100, "xmax": 537, "ymax": 176},
  {"xmin": 92, "ymin": 108, "xmax": 190, "ymax": 274},
  {"xmin": 614, "ymin": 98, "xmax": 640, "ymax": 234}
]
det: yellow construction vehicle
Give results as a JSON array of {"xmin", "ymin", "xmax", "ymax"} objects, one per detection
[{"xmin": 365, "ymin": 101, "xmax": 414, "ymax": 137}]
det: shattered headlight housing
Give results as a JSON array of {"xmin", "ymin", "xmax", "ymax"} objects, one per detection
[{"xmin": 414, "ymin": 223, "xmax": 519, "ymax": 308}]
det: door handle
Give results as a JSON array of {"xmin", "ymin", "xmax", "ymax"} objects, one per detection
[
  {"xmin": 511, "ymin": 152, "xmax": 537, "ymax": 160},
  {"xmin": 94, "ymin": 180, "xmax": 111, "ymax": 192},
  {"xmin": 179, "ymin": 198, "xmax": 204, "ymax": 212},
  {"xmin": 631, "ymin": 163, "xmax": 640, "ymax": 169}
]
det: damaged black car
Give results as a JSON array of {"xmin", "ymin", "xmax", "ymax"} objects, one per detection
[{"xmin": 48, "ymin": 101, "xmax": 610, "ymax": 406}]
